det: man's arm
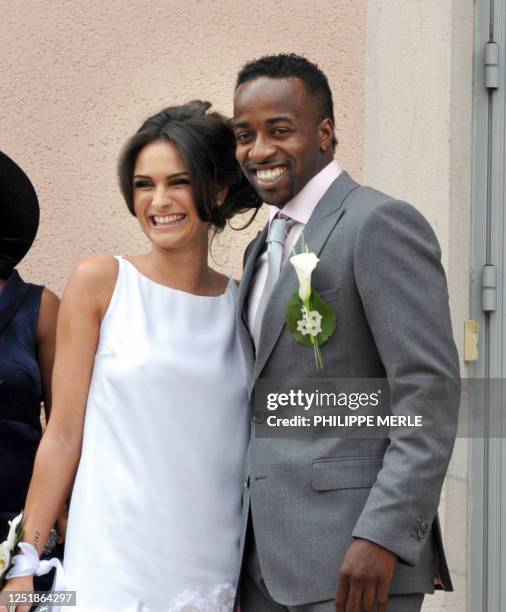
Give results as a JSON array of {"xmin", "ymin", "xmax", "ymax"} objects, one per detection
[
  {"xmin": 351, "ymin": 199, "xmax": 460, "ymax": 560},
  {"xmin": 336, "ymin": 199, "xmax": 460, "ymax": 611}
]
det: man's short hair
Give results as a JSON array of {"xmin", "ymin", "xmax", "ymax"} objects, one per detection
[{"xmin": 236, "ymin": 53, "xmax": 337, "ymax": 150}]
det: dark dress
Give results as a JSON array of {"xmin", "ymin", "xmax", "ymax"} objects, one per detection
[
  {"xmin": 0, "ymin": 269, "xmax": 43, "ymax": 539},
  {"xmin": 0, "ymin": 269, "xmax": 62, "ymax": 595}
]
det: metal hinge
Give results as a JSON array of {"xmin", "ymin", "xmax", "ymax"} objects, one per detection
[
  {"xmin": 481, "ymin": 264, "xmax": 497, "ymax": 311},
  {"xmin": 485, "ymin": 42, "xmax": 499, "ymax": 89}
]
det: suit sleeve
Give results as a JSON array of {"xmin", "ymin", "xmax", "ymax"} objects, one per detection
[{"xmin": 351, "ymin": 199, "xmax": 460, "ymax": 566}]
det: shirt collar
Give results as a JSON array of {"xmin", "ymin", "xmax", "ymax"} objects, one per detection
[{"xmin": 268, "ymin": 159, "xmax": 342, "ymax": 225}]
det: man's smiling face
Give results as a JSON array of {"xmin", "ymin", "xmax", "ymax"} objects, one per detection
[{"xmin": 233, "ymin": 77, "xmax": 333, "ymax": 208}]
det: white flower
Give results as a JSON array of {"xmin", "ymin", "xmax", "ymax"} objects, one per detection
[
  {"xmin": 307, "ymin": 310, "xmax": 322, "ymax": 326},
  {"xmin": 0, "ymin": 541, "xmax": 11, "ymax": 573},
  {"xmin": 6, "ymin": 513, "xmax": 23, "ymax": 550},
  {"xmin": 297, "ymin": 320, "xmax": 309, "ymax": 335},
  {"xmin": 290, "ymin": 252, "xmax": 319, "ymax": 301},
  {"xmin": 296, "ymin": 306, "xmax": 322, "ymax": 337},
  {"xmin": 306, "ymin": 320, "xmax": 321, "ymax": 337}
]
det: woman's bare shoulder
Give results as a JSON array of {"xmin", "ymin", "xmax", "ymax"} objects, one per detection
[
  {"xmin": 63, "ymin": 255, "xmax": 119, "ymax": 317},
  {"xmin": 70, "ymin": 255, "xmax": 119, "ymax": 286}
]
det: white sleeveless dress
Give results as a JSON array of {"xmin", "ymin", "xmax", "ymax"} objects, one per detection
[{"xmin": 63, "ymin": 257, "xmax": 249, "ymax": 612}]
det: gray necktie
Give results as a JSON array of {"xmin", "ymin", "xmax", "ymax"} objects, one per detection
[{"xmin": 253, "ymin": 216, "xmax": 295, "ymax": 346}]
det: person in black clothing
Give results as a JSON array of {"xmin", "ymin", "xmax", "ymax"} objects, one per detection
[{"xmin": 0, "ymin": 151, "xmax": 63, "ymax": 591}]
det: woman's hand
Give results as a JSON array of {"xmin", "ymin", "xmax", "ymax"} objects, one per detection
[{"xmin": 0, "ymin": 574, "xmax": 34, "ymax": 612}]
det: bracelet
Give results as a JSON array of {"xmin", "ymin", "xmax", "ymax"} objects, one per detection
[
  {"xmin": 44, "ymin": 527, "xmax": 58, "ymax": 555},
  {"xmin": 6, "ymin": 541, "xmax": 66, "ymax": 590}
]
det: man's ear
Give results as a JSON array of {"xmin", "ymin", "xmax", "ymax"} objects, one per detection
[
  {"xmin": 318, "ymin": 118, "xmax": 335, "ymax": 153},
  {"xmin": 216, "ymin": 185, "xmax": 229, "ymax": 206}
]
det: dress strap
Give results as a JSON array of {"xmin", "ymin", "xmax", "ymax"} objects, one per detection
[{"xmin": 114, "ymin": 255, "xmax": 131, "ymax": 278}]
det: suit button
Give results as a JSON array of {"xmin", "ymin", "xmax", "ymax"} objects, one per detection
[{"xmin": 244, "ymin": 476, "xmax": 250, "ymax": 489}]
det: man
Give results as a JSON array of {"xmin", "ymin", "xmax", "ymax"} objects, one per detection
[{"xmin": 232, "ymin": 54, "xmax": 460, "ymax": 612}]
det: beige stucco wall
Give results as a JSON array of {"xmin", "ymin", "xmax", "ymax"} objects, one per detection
[
  {"xmin": 364, "ymin": 1, "xmax": 474, "ymax": 610},
  {"xmin": 1, "ymin": 0, "xmax": 365, "ymax": 294},
  {"xmin": 3, "ymin": 1, "xmax": 476, "ymax": 610}
]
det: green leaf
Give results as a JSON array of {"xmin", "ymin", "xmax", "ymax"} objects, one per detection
[
  {"xmin": 285, "ymin": 292, "xmax": 313, "ymax": 346},
  {"xmin": 285, "ymin": 290, "xmax": 336, "ymax": 348}
]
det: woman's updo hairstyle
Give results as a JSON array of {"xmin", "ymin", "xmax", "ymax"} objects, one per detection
[{"xmin": 118, "ymin": 101, "xmax": 261, "ymax": 231}]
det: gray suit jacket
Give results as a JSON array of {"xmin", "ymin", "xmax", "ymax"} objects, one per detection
[{"xmin": 237, "ymin": 172, "xmax": 460, "ymax": 606}]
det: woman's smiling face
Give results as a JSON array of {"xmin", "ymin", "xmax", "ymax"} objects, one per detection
[{"xmin": 133, "ymin": 139, "xmax": 209, "ymax": 252}]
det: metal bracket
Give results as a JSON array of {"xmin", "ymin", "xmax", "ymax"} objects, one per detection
[
  {"xmin": 485, "ymin": 42, "xmax": 499, "ymax": 89},
  {"xmin": 464, "ymin": 320, "xmax": 479, "ymax": 362},
  {"xmin": 481, "ymin": 264, "xmax": 497, "ymax": 311}
]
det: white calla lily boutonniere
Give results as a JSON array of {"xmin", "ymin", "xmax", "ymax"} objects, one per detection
[{"xmin": 285, "ymin": 239, "xmax": 336, "ymax": 369}]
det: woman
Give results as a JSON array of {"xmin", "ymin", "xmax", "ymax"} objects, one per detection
[
  {"xmin": 0, "ymin": 151, "xmax": 63, "ymax": 587},
  {"xmin": 1, "ymin": 102, "xmax": 260, "ymax": 611}
]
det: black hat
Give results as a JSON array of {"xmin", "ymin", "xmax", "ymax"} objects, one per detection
[{"xmin": 0, "ymin": 151, "xmax": 40, "ymax": 280}]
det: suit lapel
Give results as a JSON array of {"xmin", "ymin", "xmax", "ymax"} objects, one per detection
[
  {"xmin": 237, "ymin": 226, "xmax": 268, "ymax": 378},
  {"xmin": 254, "ymin": 172, "xmax": 359, "ymax": 380}
]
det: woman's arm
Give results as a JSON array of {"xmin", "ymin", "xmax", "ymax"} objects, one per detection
[
  {"xmin": 0, "ymin": 258, "xmax": 116, "ymax": 600},
  {"xmin": 36, "ymin": 287, "xmax": 60, "ymax": 421},
  {"xmin": 35, "ymin": 287, "xmax": 66, "ymax": 544},
  {"xmin": 0, "ymin": 256, "xmax": 117, "ymax": 610},
  {"xmin": 21, "ymin": 256, "xmax": 117, "ymax": 555}
]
